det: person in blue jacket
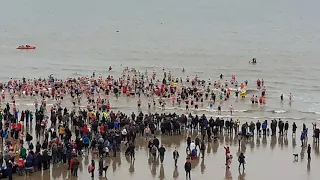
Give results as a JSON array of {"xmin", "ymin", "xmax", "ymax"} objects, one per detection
[
  {"xmin": 304, "ymin": 128, "xmax": 308, "ymax": 138},
  {"xmin": 25, "ymin": 153, "xmax": 34, "ymax": 176},
  {"xmin": 262, "ymin": 120, "xmax": 268, "ymax": 135},
  {"xmin": 113, "ymin": 121, "xmax": 119, "ymax": 129},
  {"xmin": 300, "ymin": 131, "xmax": 305, "ymax": 147},
  {"xmin": 83, "ymin": 136, "xmax": 90, "ymax": 151}
]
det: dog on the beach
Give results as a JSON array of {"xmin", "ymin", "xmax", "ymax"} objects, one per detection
[{"xmin": 293, "ymin": 154, "xmax": 298, "ymax": 161}]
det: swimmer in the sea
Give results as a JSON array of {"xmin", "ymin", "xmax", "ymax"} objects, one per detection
[
  {"xmin": 249, "ymin": 58, "xmax": 257, "ymax": 64},
  {"xmin": 182, "ymin": 68, "xmax": 185, "ymax": 73},
  {"xmin": 220, "ymin": 74, "xmax": 223, "ymax": 79},
  {"xmin": 280, "ymin": 94, "xmax": 283, "ymax": 101},
  {"xmin": 289, "ymin": 93, "xmax": 293, "ymax": 101}
]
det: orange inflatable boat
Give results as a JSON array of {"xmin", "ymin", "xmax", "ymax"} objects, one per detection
[{"xmin": 16, "ymin": 45, "xmax": 36, "ymax": 49}]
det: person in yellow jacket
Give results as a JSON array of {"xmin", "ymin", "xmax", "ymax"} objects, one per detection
[{"xmin": 59, "ymin": 126, "xmax": 65, "ymax": 139}]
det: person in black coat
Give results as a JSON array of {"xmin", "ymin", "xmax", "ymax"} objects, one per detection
[
  {"xmin": 37, "ymin": 153, "xmax": 42, "ymax": 171},
  {"xmin": 307, "ymin": 144, "xmax": 311, "ymax": 160},
  {"xmin": 238, "ymin": 152, "xmax": 245, "ymax": 171},
  {"xmin": 42, "ymin": 150, "xmax": 49, "ymax": 170},
  {"xmin": 153, "ymin": 137, "xmax": 160, "ymax": 149},
  {"xmin": 7, "ymin": 160, "xmax": 13, "ymax": 180},
  {"xmin": 98, "ymin": 157, "xmax": 103, "ymax": 176},
  {"xmin": 36, "ymin": 142, "xmax": 41, "ymax": 153},
  {"xmin": 186, "ymin": 136, "xmax": 191, "ymax": 151},
  {"xmin": 184, "ymin": 158, "xmax": 192, "ymax": 179},
  {"xmin": 29, "ymin": 142, "xmax": 34, "ymax": 151},
  {"xmin": 26, "ymin": 132, "xmax": 33, "ymax": 146}
]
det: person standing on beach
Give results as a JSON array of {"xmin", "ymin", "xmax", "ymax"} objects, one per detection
[
  {"xmin": 195, "ymin": 136, "xmax": 200, "ymax": 150},
  {"xmin": 200, "ymin": 140, "xmax": 206, "ymax": 158},
  {"xmin": 292, "ymin": 122, "xmax": 297, "ymax": 135},
  {"xmin": 300, "ymin": 131, "xmax": 305, "ymax": 147},
  {"xmin": 99, "ymin": 157, "xmax": 103, "ymax": 176},
  {"xmin": 7, "ymin": 160, "xmax": 13, "ymax": 180},
  {"xmin": 88, "ymin": 159, "xmax": 95, "ymax": 177},
  {"xmin": 151, "ymin": 145, "xmax": 157, "ymax": 161},
  {"xmin": 173, "ymin": 147, "xmax": 179, "ymax": 167},
  {"xmin": 229, "ymin": 105, "xmax": 233, "ymax": 115},
  {"xmin": 238, "ymin": 135, "xmax": 242, "ymax": 147},
  {"xmin": 158, "ymin": 145, "xmax": 166, "ymax": 164},
  {"xmin": 137, "ymin": 98, "xmax": 142, "ymax": 111},
  {"xmin": 186, "ymin": 136, "xmax": 191, "ymax": 151},
  {"xmin": 238, "ymin": 152, "xmax": 245, "ymax": 171},
  {"xmin": 184, "ymin": 158, "xmax": 192, "ymax": 180},
  {"xmin": 218, "ymin": 104, "xmax": 222, "ymax": 115},
  {"xmin": 72, "ymin": 157, "xmax": 80, "ymax": 177},
  {"xmin": 307, "ymin": 144, "xmax": 311, "ymax": 160}
]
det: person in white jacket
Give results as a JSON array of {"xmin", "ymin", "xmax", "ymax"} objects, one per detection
[
  {"xmin": 121, "ymin": 128, "xmax": 127, "ymax": 142},
  {"xmin": 190, "ymin": 141, "xmax": 196, "ymax": 151}
]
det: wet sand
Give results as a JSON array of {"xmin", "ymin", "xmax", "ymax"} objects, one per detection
[{"xmin": 10, "ymin": 125, "xmax": 320, "ymax": 180}]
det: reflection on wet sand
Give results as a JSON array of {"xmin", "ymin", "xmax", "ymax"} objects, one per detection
[{"xmin": 11, "ymin": 127, "xmax": 320, "ymax": 180}]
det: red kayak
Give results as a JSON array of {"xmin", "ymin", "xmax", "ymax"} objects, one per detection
[{"xmin": 16, "ymin": 45, "xmax": 36, "ymax": 49}]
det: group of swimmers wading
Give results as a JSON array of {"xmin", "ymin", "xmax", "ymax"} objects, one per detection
[{"xmin": 0, "ymin": 66, "xmax": 273, "ymax": 119}]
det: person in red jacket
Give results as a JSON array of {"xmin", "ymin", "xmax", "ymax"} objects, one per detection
[
  {"xmin": 83, "ymin": 124, "xmax": 88, "ymax": 136},
  {"xmin": 17, "ymin": 122, "xmax": 22, "ymax": 131},
  {"xmin": 100, "ymin": 125, "xmax": 105, "ymax": 134},
  {"xmin": 17, "ymin": 158, "xmax": 25, "ymax": 176}
]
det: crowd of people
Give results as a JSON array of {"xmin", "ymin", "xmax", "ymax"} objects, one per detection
[
  {"xmin": 1, "ymin": 102, "xmax": 318, "ymax": 178},
  {"xmin": 0, "ymin": 68, "xmax": 314, "ymax": 179}
]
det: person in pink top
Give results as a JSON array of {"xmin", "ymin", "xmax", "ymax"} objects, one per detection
[{"xmin": 229, "ymin": 105, "xmax": 234, "ymax": 115}]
